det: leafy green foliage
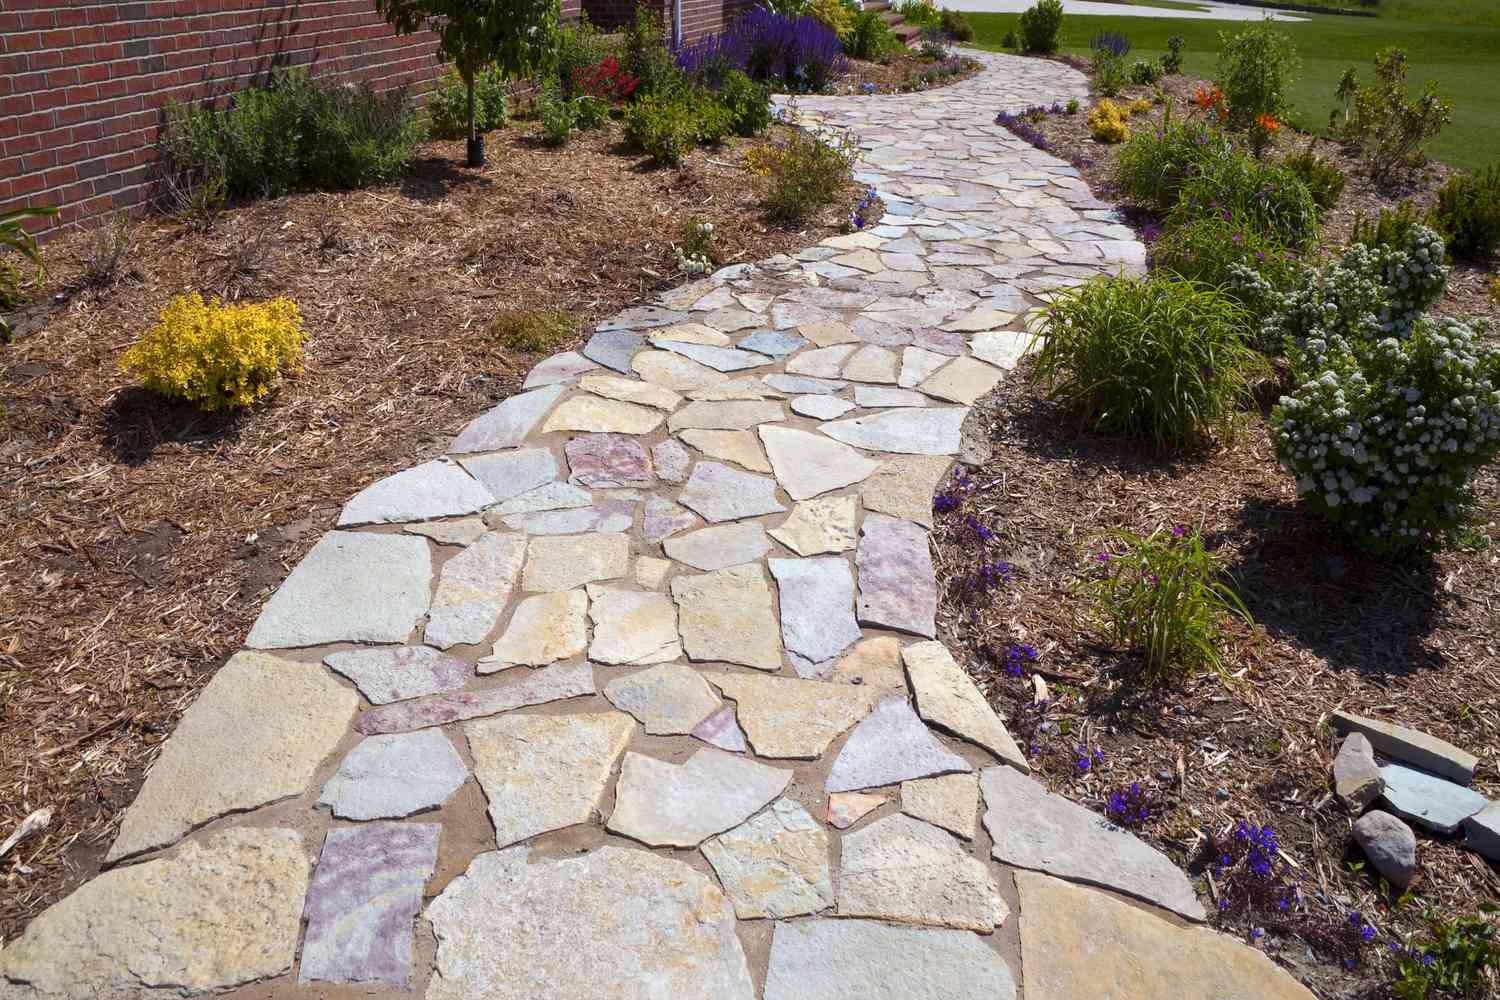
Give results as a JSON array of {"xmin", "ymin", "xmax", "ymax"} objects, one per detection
[
  {"xmin": 1093, "ymin": 51, "xmax": 1127, "ymax": 96},
  {"xmin": 1152, "ymin": 216, "xmax": 1303, "ymax": 317},
  {"xmin": 1282, "ymin": 149, "xmax": 1346, "ymax": 210},
  {"xmin": 0, "ymin": 204, "xmax": 58, "ymax": 343},
  {"xmin": 1168, "ymin": 152, "xmax": 1320, "ymax": 248},
  {"xmin": 623, "ymin": 89, "xmax": 733, "ymax": 165},
  {"xmin": 1162, "ymin": 34, "xmax": 1186, "ymax": 74},
  {"xmin": 1130, "ymin": 58, "xmax": 1162, "ymax": 85},
  {"xmin": 846, "ymin": 10, "xmax": 898, "ymax": 61},
  {"xmin": 898, "ymin": 0, "xmax": 940, "ymax": 28},
  {"xmin": 1115, "ymin": 114, "xmax": 1235, "ymax": 214},
  {"xmin": 622, "ymin": 6, "xmax": 682, "ymax": 99},
  {"xmin": 1431, "ymin": 163, "xmax": 1500, "ymax": 260},
  {"xmin": 537, "ymin": 80, "xmax": 578, "ymax": 145},
  {"xmin": 1030, "ymin": 272, "xmax": 1266, "ymax": 450},
  {"xmin": 492, "ymin": 309, "xmax": 576, "ymax": 352},
  {"xmin": 755, "ymin": 128, "xmax": 855, "ymax": 224},
  {"xmin": 557, "ymin": 13, "xmax": 614, "ymax": 99},
  {"xmin": 940, "ymin": 8, "xmax": 974, "ymax": 42},
  {"xmin": 717, "ymin": 70, "xmax": 772, "ymax": 137},
  {"xmin": 1018, "ymin": 0, "xmax": 1064, "ymax": 54},
  {"xmin": 1214, "ymin": 21, "xmax": 1299, "ymax": 129},
  {"xmin": 1332, "ymin": 48, "xmax": 1452, "ymax": 180},
  {"xmin": 1351, "ymin": 199, "xmax": 1425, "ymax": 251},
  {"xmin": 1390, "ymin": 903, "xmax": 1500, "ymax": 1000},
  {"xmin": 1075, "ymin": 526, "xmax": 1252, "ymax": 683},
  {"xmin": 428, "ymin": 66, "xmax": 510, "ymax": 139}
]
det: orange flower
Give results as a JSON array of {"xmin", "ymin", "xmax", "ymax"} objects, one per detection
[
  {"xmin": 1216, "ymin": 103, "xmax": 1229, "ymax": 122},
  {"xmin": 1256, "ymin": 112, "xmax": 1280, "ymax": 132},
  {"xmin": 1193, "ymin": 85, "xmax": 1225, "ymax": 111}
]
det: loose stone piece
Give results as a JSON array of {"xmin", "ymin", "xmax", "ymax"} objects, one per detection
[
  {"xmin": 769, "ymin": 557, "xmax": 862, "ymax": 665},
  {"xmin": 1332, "ymin": 711, "xmax": 1479, "ymax": 784},
  {"xmin": 564, "ymin": 433, "xmax": 653, "ymax": 488},
  {"xmin": 828, "ymin": 635, "xmax": 908, "ymax": 691},
  {"xmin": 759, "ymin": 425, "xmax": 880, "ymax": 500},
  {"xmin": 678, "ymin": 462, "xmax": 786, "ymax": 522},
  {"xmin": 578, "ymin": 373, "xmax": 681, "ymax": 410},
  {"xmin": 821, "ymin": 408, "xmax": 967, "ymax": 456},
  {"xmin": 713, "ymin": 671, "xmax": 883, "ymax": 758},
  {"xmin": 672, "ymin": 564, "xmax": 783, "ymax": 670},
  {"xmin": 323, "ymin": 646, "xmax": 470, "ymax": 705},
  {"xmin": 1018, "ymin": 872, "xmax": 1313, "ymax": 1000},
  {"xmin": 449, "ymin": 384, "xmax": 566, "ymax": 453},
  {"xmin": 693, "ymin": 704, "xmax": 750, "ymax": 753},
  {"xmin": 980, "ymin": 765, "xmax": 1205, "ymax": 921},
  {"xmin": 842, "ymin": 344, "xmax": 900, "ymax": 384},
  {"xmin": 918, "ymin": 356, "xmax": 1005, "ymax": 405},
  {"xmin": 465, "ymin": 712, "xmax": 634, "ymax": 848},
  {"xmin": 1378, "ymin": 762, "xmax": 1487, "ymax": 834},
  {"xmin": 356, "ymin": 661, "xmax": 595, "ymax": 735},
  {"xmin": 1465, "ymin": 801, "xmax": 1500, "ymax": 861},
  {"xmin": 826, "ymin": 695, "xmax": 971, "ymax": 793},
  {"xmin": 424, "ymin": 531, "xmax": 527, "ymax": 649},
  {"xmin": 607, "ymin": 748, "xmax": 792, "ymax": 847},
  {"xmin": 643, "ymin": 495, "xmax": 701, "ymax": 542},
  {"xmin": 0, "ymin": 829, "xmax": 310, "ymax": 1000},
  {"xmin": 541, "ymin": 395, "xmax": 664, "ymax": 435},
  {"xmin": 904, "ymin": 641, "xmax": 1028, "ymax": 771},
  {"xmin": 586, "ymin": 585, "xmax": 682, "ymax": 664},
  {"xmin": 828, "ymin": 791, "xmax": 887, "ymax": 829},
  {"xmin": 1333, "ymin": 732, "xmax": 1384, "ymax": 812},
  {"xmin": 668, "ymin": 399, "xmax": 785, "ymax": 432},
  {"xmin": 860, "ymin": 454, "xmax": 953, "ymax": 527},
  {"xmin": 318, "ymin": 729, "xmax": 469, "ymax": 820},
  {"xmin": 603, "ymin": 663, "xmax": 721, "ymax": 734},
  {"xmin": 108, "ymin": 652, "xmax": 357, "ymax": 861},
  {"xmin": 1352, "ymin": 810, "xmax": 1418, "ymax": 888},
  {"xmin": 855, "ymin": 386, "xmax": 927, "ymax": 408},
  {"xmin": 899, "ymin": 347, "xmax": 951, "ymax": 389},
  {"xmin": 338, "ymin": 460, "xmax": 494, "ymax": 527},
  {"xmin": 762, "ymin": 918, "xmax": 1018, "ymax": 1000},
  {"xmin": 653, "ymin": 437, "xmax": 692, "ymax": 482},
  {"xmin": 246, "ymin": 532, "xmax": 433, "ymax": 649},
  {"xmin": 902, "ymin": 772, "xmax": 980, "ymax": 840},
  {"xmin": 664, "ymin": 522, "xmax": 771, "ymax": 571},
  {"xmin": 520, "ymin": 532, "xmax": 629, "ymax": 591},
  {"xmin": 788, "ymin": 344, "xmax": 856, "ymax": 378},
  {"xmin": 404, "ymin": 516, "xmax": 488, "ymax": 546},
  {"xmin": 838, "ymin": 813, "xmax": 1007, "ymax": 932},
  {"xmin": 299, "ymin": 822, "xmax": 440, "ymax": 988},
  {"xmin": 679, "ymin": 428, "xmax": 772, "ymax": 472},
  {"xmin": 481, "ymin": 590, "xmax": 588, "ymax": 671},
  {"xmin": 702, "ymin": 798, "xmax": 834, "ymax": 919},
  {"xmin": 857, "ymin": 513, "xmax": 938, "ymax": 638},
  {"xmin": 424, "ymin": 847, "xmax": 755, "ymax": 1000},
  {"xmin": 769, "ymin": 495, "xmax": 857, "ymax": 557},
  {"xmin": 456, "ymin": 448, "xmax": 558, "ymax": 505},
  {"xmin": 739, "ymin": 329, "xmax": 808, "ymax": 356},
  {"xmin": 656, "ymin": 340, "xmax": 769, "ymax": 372}
]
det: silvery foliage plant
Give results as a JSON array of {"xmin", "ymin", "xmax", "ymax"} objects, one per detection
[{"xmin": 1264, "ymin": 226, "xmax": 1500, "ymax": 553}]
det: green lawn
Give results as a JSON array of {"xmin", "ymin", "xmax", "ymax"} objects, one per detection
[{"xmin": 966, "ymin": 1, "xmax": 1500, "ymax": 170}]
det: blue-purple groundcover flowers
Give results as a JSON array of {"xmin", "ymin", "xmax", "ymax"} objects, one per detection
[{"xmin": 676, "ymin": 8, "xmax": 848, "ymax": 94}]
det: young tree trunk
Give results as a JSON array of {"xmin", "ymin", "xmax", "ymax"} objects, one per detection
[{"xmin": 465, "ymin": 72, "xmax": 483, "ymax": 168}]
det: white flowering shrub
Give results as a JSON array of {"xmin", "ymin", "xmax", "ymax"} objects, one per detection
[{"xmin": 676, "ymin": 219, "xmax": 716, "ymax": 276}]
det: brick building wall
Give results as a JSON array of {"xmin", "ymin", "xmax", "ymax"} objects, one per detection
[{"xmin": 1, "ymin": 0, "xmax": 754, "ymax": 237}]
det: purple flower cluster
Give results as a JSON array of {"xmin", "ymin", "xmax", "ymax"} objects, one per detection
[
  {"xmin": 957, "ymin": 558, "xmax": 1013, "ymax": 596},
  {"xmin": 1090, "ymin": 31, "xmax": 1131, "ymax": 59},
  {"xmin": 1075, "ymin": 745, "xmax": 1106, "ymax": 771},
  {"xmin": 676, "ymin": 9, "xmax": 847, "ymax": 94},
  {"xmin": 1000, "ymin": 642, "xmax": 1038, "ymax": 677},
  {"xmin": 1105, "ymin": 782, "xmax": 1152, "ymax": 827},
  {"xmin": 848, "ymin": 185, "xmax": 878, "ymax": 229},
  {"xmin": 994, "ymin": 110, "xmax": 1047, "ymax": 151}
]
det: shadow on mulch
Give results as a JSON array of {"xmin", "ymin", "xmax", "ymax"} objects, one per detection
[
  {"xmin": 98, "ymin": 387, "xmax": 246, "ymax": 466},
  {"xmin": 398, "ymin": 156, "xmax": 493, "ymax": 203}
]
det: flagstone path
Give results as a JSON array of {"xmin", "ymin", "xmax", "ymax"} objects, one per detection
[{"xmin": 1, "ymin": 52, "xmax": 1316, "ymax": 1000}]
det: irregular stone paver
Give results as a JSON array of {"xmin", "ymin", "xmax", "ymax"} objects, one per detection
[
  {"xmin": 481, "ymin": 590, "xmax": 588, "ymax": 670},
  {"xmin": 299, "ymin": 823, "xmax": 439, "ymax": 987},
  {"xmin": 642, "ymin": 495, "xmax": 701, "ymax": 542},
  {"xmin": 765, "ymin": 373, "xmax": 844, "ymax": 395},
  {"xmin": 246, "ymin": 532, "xmax": 432, "ymax": 648},
  {"xmin": 0, "ymin": 829, "xmax": 309, "ymax": 1000},
  {"xmin": 739, "ymin": 329, "xmax": 807, "ymax": 356},
  {"xmin": 980, "ymin": 765, "xmax": 1206, "ymax": 920},
  {"xmin": 425, "ymin": 847, "xmax": 754, "ymax": 1000},
  {"xmin": 489, "ymin": 480, "xmax": 591, "ymax": 515},
  {"xmin": 829, "ymin": 635, "xmax": 909, "ymax": 690},
  {"xmin": 769, "ymin": 557, "xmax": 862, "ymax": 665},
  {"xmin": 672, "ymin": 564, "xmax": 783, "ymax": 670},
  {"xmin": 902, "ymin": 772, "xmax": 980, "ymax": 840},
  {"xmin": 498, "ymin": 499, "xmax": 633, "ymax": 535},
  {"xmin": 678, "ymin": 461, "xmax": 786, "ymax": 522},
  {"xmin": 338, "ymin": 460, "xmax": 494, "ymax": 527},
  {"xmin": 856, "ymin": 386, "xmax": 927, "ymax": 407},
  {"xmin": 318, "ymin": 730, "xmax": 469, "ymax": 820},
  {"xmin": 603, "ymin": 663, "xmax": 721, "ymax": 734},
  {"xmin": 679, "ymin": 428, "xmax": 772, "ymax": 472},
  {"xmin": 520, "ymin": 532, "xmax": 628, "ymax": 592},
  {"xmin": 109, "ymin": 652, "xmax": 357, "ymax": 861},
  {"xmin": 449, "ymin": 384, "xmax": 565, "ymax": 452},
  {"xmin": 1465, "ymin": 801, "xmax": 1500, "ymax": 861},
  {"xmin": 664, "ymin": 521, "xmax": 771, "ymax": 570},
  {"xmin": 424, "ymin": 531, "xmax": 527, "ymax": 649},
  {"xmin": 541, "ymin": 394, "xmax": 663, "ymax": 434},
  {"xmin": 456, "ymin": 448, "xmax": 557, "ymax": 504},
  {"xmin": 634, "ymin": 555, "xmax": 673, "ymax": 589},
  {"xmin": 904, "ymin": 641, "xmax": 1028, "ymax": 771},
  {"xmin": 702, "ymin": 798, "xmax": 833, "ymax": 919},
  {"xmin": 657, "ymin": 340, "xmax": 769, "ymax": 372},
  {"xmin": 669, "ymin": 399, "xmax": 785, "ymax": 432},
  {"xmin": 839, "ymin": 813, "xmax": 1006, "ymax": 932},
  {"xmin": 633, "ymin": 348, "xmax": 727, "ymax": 390},
  {"xmin": 843, "ymin": 344, "xmax": 900, "ymax": 383},
  {"xmin": 769, "ymin": 495, "xmax": 858, "ymax": 556},
  {"xmin": 1379, "ymin": 762, "xmax": 1487, "ymax": 834},
  {"xmin": 763, "ymin": 918, "xmax": 1017, "ymax": 1000},
  {"xmin": 693, "ymin": 704, "xmax": 751, "ymax": 752},
  {"xmin": 581, "ymin": 329, "xmax": 645, "ymax": 373},
  {"xmin": 563, "ymin": 433, "xmax": 653, "ymax": 488},
  {"xmin": 790, "ymin": 394, "xmax": 855, "ymax": 419},
  {"xmin": 1017, "ymin": 872, "xmax": 1315, "ymax": 1000},
  {"xmin": 828, "ymin": 791, "xmax": 888, "ymax": 829},
  {"xmin": 918, "ymin": 355, "xmax": 1005, "ymax": 405},
  {"xmin": 523, "ymin": 350, "xmax": 598, "ymax": 387},
  {"xmin": 586, "ymin": 585, "xmax": 682, "ymax": 664},
  {"xmin": 857, "ymin": 513, "xmax": 938, "ymax": 637},
  {"xmin": 899, "ymin": 347, "xmax": 951, "ymax": 388},
  {"xmin": 787, "ymin": 344, "xmax": 855, "ymax": 377},
  {"xmin": 404, "ymin": 516, "xmax": 488, "ymax": 545},
  {"xmin": 323, "ymin": 646, "xmax": 470, "ymax": 704},
  {"xmin": 357, "ymin": 661, "xmax": 594, "ymax": 734},
  {"xmin": 713, "ymin": 671, "xmax": 882, "ymax": 759},
  {"xmin": 759, "ymin": 425, "xmax": 880, "ymax": 500},
  {"xmin": 466, "ymin": 712, "xmax": 633, "ymax": 848},
  {"xmin": 861, "ymin": 455, "xmax": 953, "ymax": 527},
  {"xmin": 578, "ymin": 372, "xmax": 681, "ymax": 410},
  {"xmin": 1332, "ymin": 710, "xmax": 1479, "ymax": 784},
  {"xmin": 826, "ymin": 695, "xmax": 971, "ymax": 793},
  {"xmin": 652, "ymin": 437, "xmax": 692, "ymax": 482},
  {"xmin": 969, "ymin": 329, "xmax": 1031, "ymax": 370},
  {"xmin": 821, "ymin": 408, "xmax": 966, "ymax": 456},
  {"xmin": 608, "ymin": 749, "xmax": 791, "ymax": 847},
  {"xmin": 653, "ymin": 321, "xmax": 729, "ymax": 345}
]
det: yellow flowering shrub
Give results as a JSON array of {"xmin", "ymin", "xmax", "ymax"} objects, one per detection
[
  {"xmin": 1128, "ymin": 98, "xmax": 1153, "ymax": 116},
  {"xmin": 1087, "ymin": 100, "xmax": 1130, "ymax": 144},
  {"xmin": 809, "ymin": 0, "xmax": 853, "ymax": 40},
  {"xmin": 121, "ymin": 293, "xmax": 304, "ymax": 411},
  {"xmin": 742, "ymin": 143, "xmax": 783, "ymax": 178}
]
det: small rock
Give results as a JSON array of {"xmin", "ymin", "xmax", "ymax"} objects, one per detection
[
  {"xmin": 1463, "ymin": 800, "xmax": 1500, "ymax": 861},
  {"xmin": 1379, "ymin": 762, "xmax": 1487, "ymax": 834},
  {"xmin": 1351, "ymin": 810, "xmax": 1417, "ymax": 889},
  {"xmin": 1332, "ymin": 711, "xmax": 1479, "ymax": 785},
  {"xmin": 1332, "ymin": 733, "xmax": 1383, "ymax": 813},
  {"xmin": 828, "ymin": 791, "xmax": 887, "ymax": 829}
]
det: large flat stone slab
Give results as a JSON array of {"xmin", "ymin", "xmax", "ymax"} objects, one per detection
[
  {"xmin": 456, "ymin": 448, "xmax": 558, "ymax": 505},
  {"xmin": 586, "ymin": 585, "xmax": 682, "ymax": 664},
  {"xmin": 564, "ymin": 433, "xmax": 653, "ymax": 488},
  {"xmin": 465, "ymin": 711, "xmax": 634, "ymax": 848},
  {"xmin": 826, "ymin": 695, "xmax": 971, "ymax": 793},
  {"xmin": 1332, "ymin": 711, "xmax": 1479, "ymax": 784},
  {"xmin": 769, "ymin": 496, "xmax": 857, "ymax": 556},
  {"xmin": 633, "ymin": 349, "xmax": 729, "ymax": 391},
  {"xmin": 1016, "ymin": 872, "xmax": 1315, "ymax": 1000},
  {"xmin": 918, "ymin": 356, "xmax": 1005, "ymax": 405},
  {"xmin": 902, "ymin": 772, "xmax": 979, "ymax": 840},
  {"xmin": 980, "ymin": 765, "xmax": 1205, "ymax": 920},
  {"xmin": 713, "ymin": 672, "xmax": 882, "ymax": 759},
  {"xmin": 338, "ymin": 460, "xmax": 494, "ymax": 527},
  {"xmin": 1465, "ymin": 800, "xmax": 1500, "ymax": 861},
  {"xmin": 603, "ymin": 663, "xmax": 721, "ymax": 734},
  {"xmin": 424, "ymin": 531, "xmax": 527, "ymax": 649},
  {"xmin": 578, "ymin": 372, "xmax": 681, "ymax": 410},
  {"xmin": 498, "ymin": 499, "xmax": 633, "ymax": 535},
  {"xmin": 581, "ymin": 329, "xmax": 646, "ymax": 373},
  {"xmin": 424, "ymin": 847, "xmax": 754, "ymax": 1000},
  {"xmin": 246, "ymin": 532, "xmax": 432, "ymax": 648},
  {"xmin": 669, "ymin": 400, "xmax": 785, "ymax": 432},
  {"xmin": 678, "ymin": 462, "xmax": 787, "ymax": 523},
  {"xmin": 1379, "ymin": 762, "xmax": 1487, "ymax": 834},
  {"xmin": 481, "ymin": 590, "xmax": 588, "ymax": 670},
  {"xmin": 664, "ymin": 522, "xmax": 771, "ymax": 571},
  {"xmin": 672, "ymin": 564, "xmax": 783, "ymax": 670},
  {"xmin": 520, "ymin": 532, "xmax": 629, "ymax": 592},
  {"xmin": 857, "ymin": 513, "xmax": 937, "ymax": 638},
  {"xmin": 356, "ymin": 662, "xmax": 594, "ymax": 734},
  {"xmin": 0, "ymin": 828, "xmax": 309, "ymax": 1000},
  {"xmin": 702, "ymin": 798, "xmax": 833, "ymax": 919},
  {"xmin": 838, "ymin": 813, "xmax": 1006, "ymax": 932},
  {"xmin": 828, "ymin": 635, "xmax": 909, "ymax": 691},
  {"xmin": 449, "ymin": 384, "xmax": 565, "ymax": 453},
  {"xmin": 769, "ymin": 557, "xmax": 861, "ymax": 665},
  {"xmin": 904, "ymin": 641, "xmax": 1027, "ymax": 771},
  {"xmin": 608, "ymin": 748, "xmax": 791, "ymax": 847},
  {"xmin": 522, "ymin": 350, "xmax": 599, "ymax": 387},
  {"xmin": 318, "ymin": 729, "xmax": 468, "ymax": 820},
  {"xmin": 299, "ymin": 822, "xmax": 440, "ymax": 987},
  {"xmin": 323, "ymin": 646, "xmax": 470, "ymax": 705},
  {"xmin": 541, "ymin": 395, "xmax": 664, "ymax": 435},
  {"xmin": 759, "ymin": 426, "xmax": 880, "ymax": 500},
  {"xmin": 821, "ymin": 408, "xmax": 966, "ymax": 456},
  {"xmin": 109, "ymin": 652, "xmax": 357, "ymax": 861},
  {"xmin": 489, "ymin": 480, "xmax": 592, "ymax": 516},
  {"xmin": 860, "ymin": 455, "xmax": 952, "ymax": 527},
  {"xmin": 679, "ymin": 428, "xmax": 772, "ymax": 472},
  {"xmin": 762, "ymin": 918, "xmax": 1017, "ymax": 1000}
]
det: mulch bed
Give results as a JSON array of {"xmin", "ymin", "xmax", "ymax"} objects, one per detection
[
  {"xmin": 837, "ymin": 48, "xmax": 984, "ymax": 95},
  {"xmin": 0, "ymin": 118, "xmax": 860, "ymax": 941}
]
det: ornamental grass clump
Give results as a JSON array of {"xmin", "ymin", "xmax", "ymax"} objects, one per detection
[
  {"xmin": 1031, "ymin": 273, "xmax": 1266, "ymax": 450},
  {"xmin": 1115, "ymin": 115, "xmax": 1235, "ymax": 215},
  {"xmin": 121, "ymin": 293, "xmax": 304, "ymax": 411},
  {"xmin": 1075, "ymin": 525, "xmax": 1251, "ymax": 683}
]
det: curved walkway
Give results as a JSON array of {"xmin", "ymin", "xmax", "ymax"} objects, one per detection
[
  {"xmin": 942, "ymin": 0, "xmax": 1307, "ymax": 21},
  {"xmin": 1, "ymin": 53, "xmax": 1310, "ymax": 1000}
]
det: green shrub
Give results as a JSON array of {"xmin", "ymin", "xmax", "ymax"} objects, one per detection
[
  {"xmin": 623, "ymin": 89, "xmax": 733, "ymax": 165},
  {"xmin": 0, "ymin": 204, "xmax": 56, "ymax": 319},
  {"xmin": 1351, "ymin": 199, "xmax": 1424, "ymax": 252},
  {"xmin": 623, "ymin": 6, "xmax": 682, "ymax": 99},
  {"xmin": 1281, "ymin": 150, "xmax": 1345, "ymax": 211},
  {"xmin": 538, "ymin": 80, "xmax": 578, "ymax": 145},
  {"xmin": 1075, "ymin": 526, "xmax": 1252, "ymax": 683},
  {"xmin": 557, "ymin": 13, "xmax": 615, "ymax": 99},
  {"xmin": 1168, "ymin": 152, "xmax": 1319, "ymax": 248},
  {"xmin": 754, "ymin": 128, "xmax": 855, "ymax": 224},
  {"xmin": 1214, "ymin": 21, "xmax": 1298, "ymax": 130},
  {"xmin": 1332, "ymin": 48, "xmax": 1452, "ymax": 181},
  {"xmin": 717, "ymin": 69, "xmax": 772, "ymax": 138},
  {"xmin": 940, "ymin": 8, "xmax": 974, "ymax": 42},
  {"xmin": 1093, "ymin": 52, "xmax": 1127, "ymax": 97},
  {"xmin": 898, "ymin": 0, "xmax": 940, "ymax": 28},
  {"xmin": 1129, "ymin": 59, "xmax": 1162, "ymax": 85},
  {"xmin": 1153, "ymin": 217, "xmax": 1303, "ymax": 318},
  {"xmin": 676, "ymin": 217, "xmax": 718, "ymax": 275},
  {"xmin": 428, "ymin": 66, "xmax": 510, "ymax": 138},
  {"xmin": 1390, "ymin": 903, "xmax": 1499, "ymax": 1000},
  {"xmin": 1002, "ymin": 26, "xmax": 1018, "ymax": 49},
  {"xmin": 1431, "ymin": 164, "xmax": 1500, "ymax": 260},
  {"xmin": 1018, "ymin": 0, "xmax": 1064, "ymax": 55},
  {"xmin": 1162, "ymin": 34, "xmax": 1185, "ymax": 75},
  {"xmin": 1115, "ymin": 114, "xmax": 1234, "ymax": 215},
  {"xmin": 1030, "ymin": 272, "xmax": 1265, "ymax": 449},
  {"xmin": 493, "ymin": 309, "xmax": 576, "ymax": 352},
  {"xmin": 846, "ymin": 10, "xmax": 898, "ymax": 61}
]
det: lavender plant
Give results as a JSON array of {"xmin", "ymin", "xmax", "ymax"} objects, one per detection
[{"xmin": 676, "ymin": 8, "xmax": 847, "ymax": 93}]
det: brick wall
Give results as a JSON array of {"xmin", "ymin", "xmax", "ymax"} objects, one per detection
[{"xmin": 2, "ymin": 0, "xmax": 752, "ymax": 238}]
